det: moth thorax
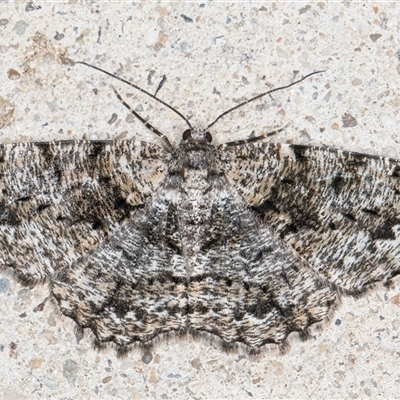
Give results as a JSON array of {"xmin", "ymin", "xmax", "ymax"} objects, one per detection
[{"xmin": 186, "ymin": 150, "xmax": 208, "ymax": 170}]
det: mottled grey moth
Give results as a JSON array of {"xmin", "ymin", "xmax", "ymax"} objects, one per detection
[{"xmin": 1, "ymin": 64, "xmax": 399, "ymax": 356}]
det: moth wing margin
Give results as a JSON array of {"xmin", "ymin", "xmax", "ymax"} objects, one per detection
[{"xmin": 52, "ymin": 179, "xmax": 188, "ymax": 354}]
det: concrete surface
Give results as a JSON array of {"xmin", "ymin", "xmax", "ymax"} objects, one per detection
[{"xmin": 0, "ymin": 1, "xmax": 400, "ymax": 399}]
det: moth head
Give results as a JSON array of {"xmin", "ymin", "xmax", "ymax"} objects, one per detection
[{"xmin": 182, "ymin": 128, "xmax": 212, "ymax": 144}]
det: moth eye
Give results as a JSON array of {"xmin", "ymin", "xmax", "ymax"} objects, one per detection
[
  {"xmin": 205, "ymin": 132, "xmax": 212, "ymax": 143},
  {"xmin": 182, "ymin": 129, "xmax": 192, "ymax": 140}
]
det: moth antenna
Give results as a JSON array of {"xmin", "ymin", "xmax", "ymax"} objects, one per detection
[
  {"xmin": 76, "ymin": 61, "xmax": 193, "ymax": 129},
  {"xmin": 207, "ymin": 70, "xmax": 324, "ymax": 130},
  {"xmin": 110, "ymin": 85, "xmax": 174, "ymax": 152},
  {"xmin": 219, "ymin": 122, "xmax": 292, "ymax": 149}
]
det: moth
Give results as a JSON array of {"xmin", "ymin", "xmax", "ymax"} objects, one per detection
[{"xmin": 1, "ymin": 63, "xmax": 399, "ymax": 356}]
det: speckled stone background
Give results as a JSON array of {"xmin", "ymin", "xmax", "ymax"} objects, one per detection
[{"xmin": 1, "ymin": 1, "xmax": 400, "ymax": 399}]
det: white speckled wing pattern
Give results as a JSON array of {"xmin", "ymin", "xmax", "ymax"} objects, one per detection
[
  {"xmin": 0, "ymin": 136, "xmax": 399, "ymax": 355},
  {"xmin": 226, "ymin": 143, "xmax": 400, "ymax": 294},
  {"xmin": 0, "ymin": 140, "xmax": 167, "ymax": 284}
]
